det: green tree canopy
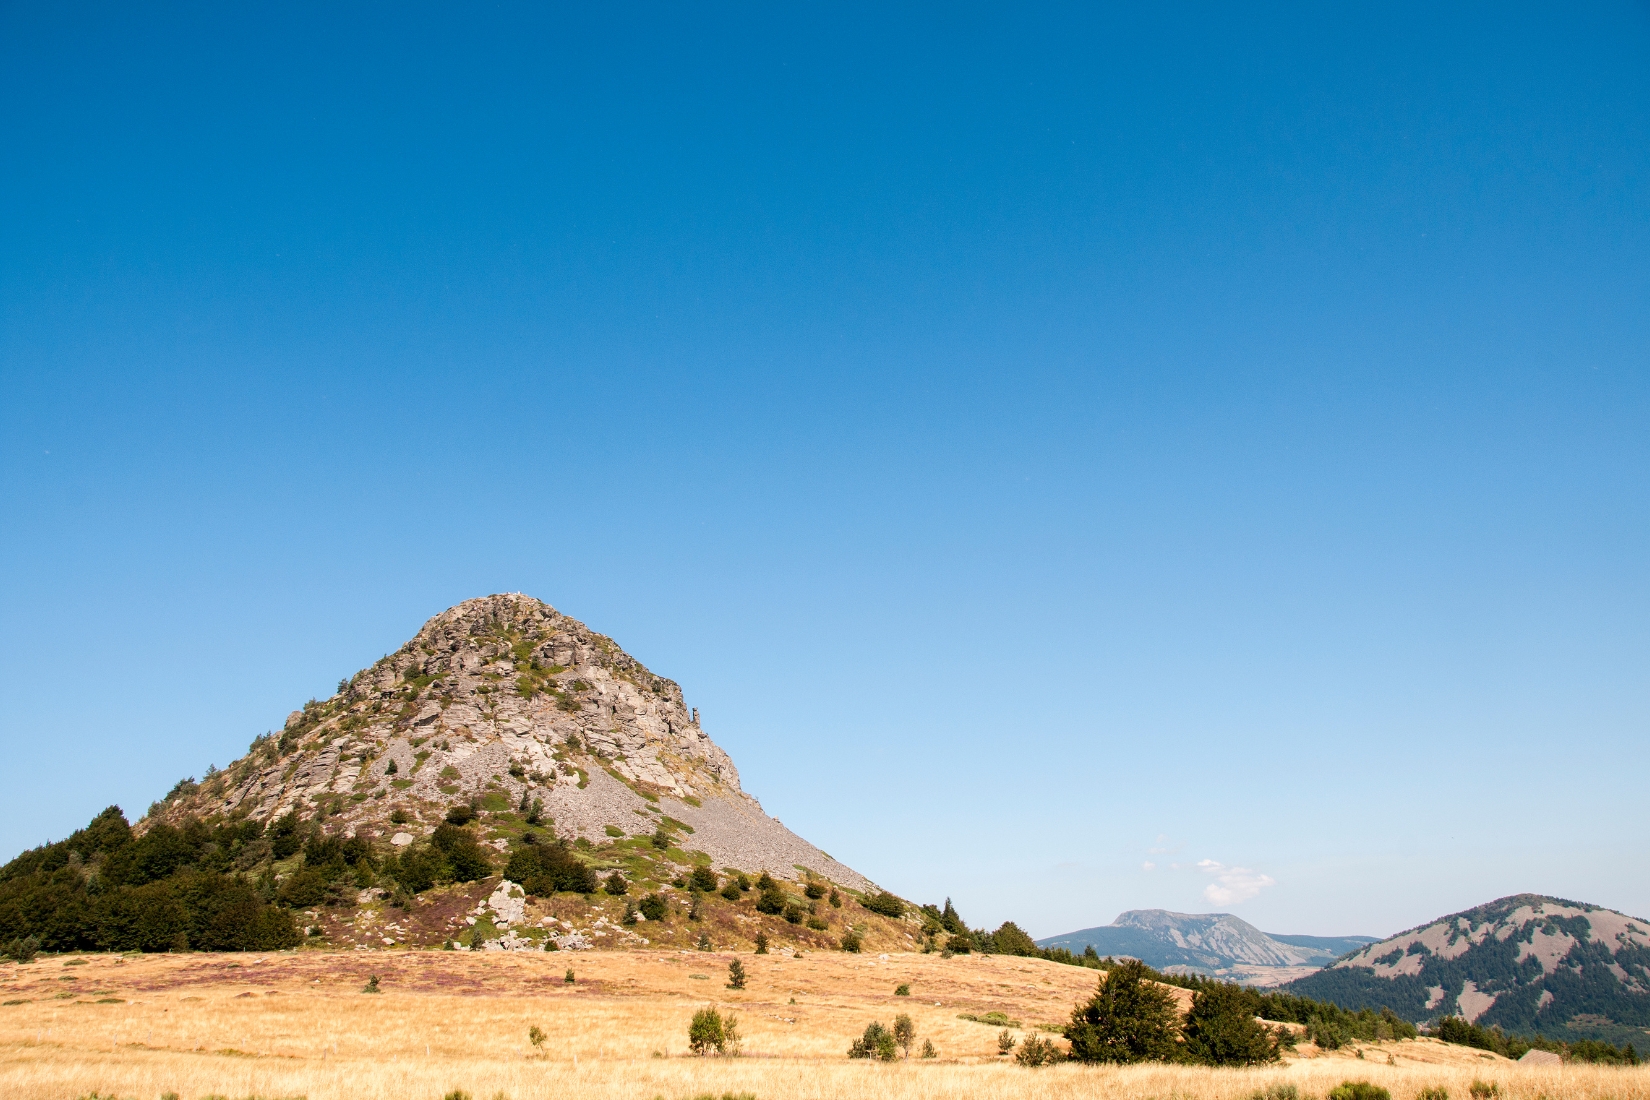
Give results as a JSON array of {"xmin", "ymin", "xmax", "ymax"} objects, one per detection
[
  {"xmin": 1065, "ymin": 958, "xmax": 1183, "ymax": 1064},
  {"xmin": 1182, "ymin": 981, "xmax": 1281, "ymax": 1066},
  {"xmin": 990, "ymin": 920, "xmax": 1040, "ymax": 956}
]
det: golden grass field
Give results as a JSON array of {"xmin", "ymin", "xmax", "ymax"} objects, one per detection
[{"xmin": 2, "ymin": 950, "xmax": 1645, "ymax": 1100}]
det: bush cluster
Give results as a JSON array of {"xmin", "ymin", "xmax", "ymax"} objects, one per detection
[
  {"xmin": 1016, "ymin": 1036, "xmax": 1061, "ymax": 1066},
  {"xmin": 1328, "ymin": 1083, "xmax": 1391, "ymax": 1100},
  {"xmin": 848, "ymin": 1021, "xmax": 899, "ymax": 1060},
  {"xmin": 0, "ymin": 807, "xmax": 300, "ymax": 953},
  {"xmin": 501, "ymin": 835, "xmax": 596, "ymax": 896},
  {"xmin": 392, "ymin": 822, "xmax": 494, "ymax": 892},
  {"xmin": 1063, "ymin": 958, "xmax": 1287, "ymax": 1067},
  {"xmin": 747, "ymin": 871, "xmax": 782, "ymax": 912},
  {"xmin": 862, "ymin": 891, "xmax": 905, "ymax": 918},
  {"xmin": 688, "ymin": 1006, "xmax": 740, "ymax": 1055}
]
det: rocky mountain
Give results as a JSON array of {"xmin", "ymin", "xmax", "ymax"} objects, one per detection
[
  {"xmin": 1285, "ymin": 894, "xmax": 1650, "ymax": 1045},
  {"xmin": 156, "ymin": 594, "xmax": 871, "ymax": 890},
  {"xmin": 1038, "ymin": 909, "xmax": 1376, "ymax": 986},
  {"xmin": 1269, "ymin": 932, "xmax": 1383, "ymax": 958}
]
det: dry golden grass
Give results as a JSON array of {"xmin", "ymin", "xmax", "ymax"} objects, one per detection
[{"xmin": 2, "ymin": 950, "xmax": 1645, "ymax": 1100}]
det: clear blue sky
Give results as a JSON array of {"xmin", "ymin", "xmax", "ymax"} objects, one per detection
[{"xmin": 2, "ymin": 3, "xmax": 1646, "ymax": 939}]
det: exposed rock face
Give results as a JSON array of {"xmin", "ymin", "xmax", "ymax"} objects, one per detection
[
  {"xmin": 1038, "ymin": 908, "xmax": 1376, "ymax": 983},
  {"xmin": 1286, "ymin": 894, "xmax": 1650, "ymax": 1036},
  {"xmin": 1112, "ymin": 909, "xmax": 1330, "ymax": 967},
  {"xmin": 159, "ymin": 594, "xmax": 870, "ymax": 890}
]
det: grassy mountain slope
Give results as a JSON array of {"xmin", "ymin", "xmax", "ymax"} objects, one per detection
[{"xmin": 1285, "ymin": 894, "xmax": 1650, "ymax": 1049}]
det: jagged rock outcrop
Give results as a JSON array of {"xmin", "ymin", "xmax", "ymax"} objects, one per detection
[{"xmin": 157, "ymin": 594, "xmax": 870, "ymax": 890}]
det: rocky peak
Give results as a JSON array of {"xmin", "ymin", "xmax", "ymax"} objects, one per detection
[
  {"xmin": 1112, "ymin": 909, "xmax": 1326, "ymax": 968},
  {"xmin": 156, "ymin": 594, "xmax": 869, "ymax": 890}
]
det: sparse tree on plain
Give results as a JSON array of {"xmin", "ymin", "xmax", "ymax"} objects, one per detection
[{"xmin": 894, "ymin": 1014, "xmax": 916, "ymax": 1057}]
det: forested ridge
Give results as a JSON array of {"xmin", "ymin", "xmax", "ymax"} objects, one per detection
[{"xmin": 1284, "ymin": 895, "xmax": 1650, "ymax": 1052}]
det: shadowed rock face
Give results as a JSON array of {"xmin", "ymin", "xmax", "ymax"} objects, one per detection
[{"xmin": 156, "ymin": 593, "xmax": 871, "ymax": 889}]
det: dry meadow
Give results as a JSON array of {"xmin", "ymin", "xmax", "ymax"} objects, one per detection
[{"xmin": 2, "ymin": 950, "xmax": 1645, "ymax": 1100}]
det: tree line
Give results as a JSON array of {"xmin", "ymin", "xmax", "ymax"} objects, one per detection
[
  {"xmin": 0, "ymin": 807, "xmax": 297, "ymax": 955},
  {"xmin": 1434, "ymin": 1014, "xmax": 1639, "ymax": 1065},
  {"xmin": 0, "ymin": 802, "xmax": 525, "ymax": 958}
]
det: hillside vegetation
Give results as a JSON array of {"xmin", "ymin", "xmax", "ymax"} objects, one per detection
[
  {"xmin": 1286, "ymin": 894, "xmax": 1650, "ymax": 1051},
  {"xmin": 0, "ymin": 802, "xmax": 913, "ymax": 959}
]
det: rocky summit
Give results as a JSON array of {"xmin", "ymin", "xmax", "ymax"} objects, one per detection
[
  {"xmin": 156, "ymin": 594, "xmax": 871, "ymax": 890},
  {"xmin": 1037, "ymin": 909, "xmax": 1377, "ymax": 986}
]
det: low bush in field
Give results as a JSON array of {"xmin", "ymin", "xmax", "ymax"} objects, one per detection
[
  {"xmin": 848, "ymin": 1021, "xmax": 898, "ymax": 1061},
  {"xmin": 1016, "ymin": 1036, "xmax": 1062, "ymax": 1066},
  {"xmin": 1328, "ymin": 1083, "xmax": 1391, "ymax": 1100},
  {"xmin": 688, "ymin": 1006, "xmax": 741, "ymax": 1055}
]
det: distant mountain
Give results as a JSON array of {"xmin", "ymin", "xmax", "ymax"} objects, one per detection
[
  {"xmin": 1284, "ymin": 894, "xmax": 1650, "ymax": 1046},
  {"xmin": 1038, "ymin": 909, "xmax": 1377, "ymax": 977},
  {"xmin": 1270, "ymin": 933, "xmax": 1382, "ymax": 958}
]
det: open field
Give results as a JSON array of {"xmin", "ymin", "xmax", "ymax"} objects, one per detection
[{"xmin": 3, "ymin": 950, "xmax": 1646, "ymax": 1100}]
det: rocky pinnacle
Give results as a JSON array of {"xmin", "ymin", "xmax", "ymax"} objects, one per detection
[{"xmin": 158, "ymin": 594, "xmax": 871, "ymax": 889}]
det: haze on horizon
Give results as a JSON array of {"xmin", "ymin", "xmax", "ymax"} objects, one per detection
[{"xmin": 2, "ymin": 3, "xmax": 1646, "ymax": 942}]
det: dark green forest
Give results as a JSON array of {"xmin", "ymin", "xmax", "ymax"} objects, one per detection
[
  {"xmin": 0, "ymin": 807, "xmax": 297, "ymax": 955},
  {"xmin": 0, "ymin": 803, "xmax": 509, "ymax": 958}
]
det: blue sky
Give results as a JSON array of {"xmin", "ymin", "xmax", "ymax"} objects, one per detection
[{"xmin": 2, "ymin": 2, "xmax": 1646, "ymax": 939}]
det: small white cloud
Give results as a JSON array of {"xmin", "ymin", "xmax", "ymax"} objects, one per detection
[
  {"xmin": 1147, "ymin": 834, "xmax": 1182, "ymax": 856},
  {"xmin": 1197, "ymin": 859, "xmax": 1276, "ymax": 906},
  {"xmin": 1142, "ymin": 861, "xmax": 1156, "ymax": 871}
]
